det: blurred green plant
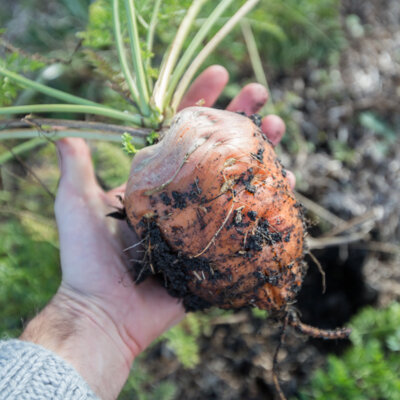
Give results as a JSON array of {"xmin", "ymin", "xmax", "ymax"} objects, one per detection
[
  {"xmin": 359, "ymin": 111, "xmax": 398, "ymax": 156},
  {"xmin": 160, "ymin": 308, "xmax": 234, "ymax": 368},
  {"xmin": 299, "ymin": 303, "xmax": 400, "ymax": 400},
  {"xmin": 163, "ymin": 313, "xmax": 203, "ymax": 368},
  {"xmin": 360, "ymin": 112, "xmax": 397, "ymax": 142},
  {"xmin": 92, "ymin": 141, "xmax": 132, "ymax": 187},
  {"xmin": 252, "ymin": 0, "xmax": 345, "ymax": 69},
  {"xmin": 329, "ymin": 139, "xmax": 357, "ymax": 164},
  {"xmin": 251, "ymin": 307, "xmax": 268, "ymax": 319},
  {"xmin": 120, "ymin": 358, "xmax": 177, "ymax": 400},
  {"xmin": 0, "ymin": 217, "xmax": 60, "ymax": 337},
  {"xmin": 0, "ymin": 53, "xmax": 45, "ymax": 107},
  {"xmin": 0, "ymin": 142, "xmax": 60, "ymax": 337},
  {"xmin": 345, "ymin": 14, "xmax": 365, "ymax": 39}
]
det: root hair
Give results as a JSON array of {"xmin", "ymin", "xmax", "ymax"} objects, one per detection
[
  {"xmin": 192, "ymin": 201, "xmax": 235, "ymax": 258},
  {"xmin": 307, "ymin": 250, "xmax": 326, "ymax": 294}
]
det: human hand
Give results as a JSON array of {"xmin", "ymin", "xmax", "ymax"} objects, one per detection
[{"xmin": 20, "ymin": 65, "xmax": 290, "ymax": 400}]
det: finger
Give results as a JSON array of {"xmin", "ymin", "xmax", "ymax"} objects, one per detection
[
  {"xmin": 56, "ymin": 138, "xmax": 99, "ymax": 196},
  {"xmin": 178, "ymin": 65, "xmax": 229, "ymax": 111},
  {"xmin": 107, "ymin": 183, "xmax": 126, "ymax": 198},
  {"xmin": 261, "ymin": 115, "xmax": 286, "ymax": 147},
  {"xmin": 226, "ymin": 83, "xmax": 268, "ymax": 115},
  {"xmin": 286, "ymin": 170, "xmax": 296, "ymax": 190},
  {"xmin": 105, "ymin": 183, "xmax": 127, "ymax": 209}
]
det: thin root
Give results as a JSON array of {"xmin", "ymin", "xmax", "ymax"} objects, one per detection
[
  {"xmin": 271, "ymin": 309, "xmax": 351, "ymax": 400},
  {"xmin": 272, "ymin": 315, "xmax": 289, "ymax": 400},
  {"xmin": 123, "ymin": 237, "xmax": 147, "ymax": 252},
  {"xmin": 287, "ymin": 309, "xmax": 351, "ymax": 339},
  {"xmin": 307, "ymin": 251, "xmax": 326, "ymax": 294},
  {"xmin": 135, "ymin": 265, "xmax": 147, "ymax": 283},
  {"xmin": 193, "ymin": 271, "xmax": 203, "ymax": 281},
  {"xmin": 192, "ymin": 201, "xmax": 235, "ymax": 258}
]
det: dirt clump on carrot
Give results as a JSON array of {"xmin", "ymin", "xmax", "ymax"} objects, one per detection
[{"xmin": 124, "ymin": 107, "xmax": 307, "ymax": 314}]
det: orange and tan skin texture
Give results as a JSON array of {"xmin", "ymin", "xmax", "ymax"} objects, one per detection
[{"xmin": 125, "ymin": 107, "xmax": 306, "ymax": 313}]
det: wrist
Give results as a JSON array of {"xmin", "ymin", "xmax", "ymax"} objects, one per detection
[{"xmin": 20, "ymin": 287, "xmax": 138, "ymax": 400}]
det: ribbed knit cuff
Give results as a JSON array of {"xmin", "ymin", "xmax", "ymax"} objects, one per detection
[{"xmin": 0, "ymin": 339, "xmax": 99, "ymax": 400}]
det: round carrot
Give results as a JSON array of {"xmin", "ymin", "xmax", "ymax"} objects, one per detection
[{"xmin": 125, "ymin": 107, "xmax": 305, "ymax": 312}]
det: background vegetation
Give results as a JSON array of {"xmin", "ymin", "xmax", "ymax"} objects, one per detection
[{"xmin": 1, "ymin": 0, "xmax": 399, "ymax": 398}]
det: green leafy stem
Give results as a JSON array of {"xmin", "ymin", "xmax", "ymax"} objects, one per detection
[{"xmin": 0, "ymin": 0, "xmax": 260, "ymax": 146}]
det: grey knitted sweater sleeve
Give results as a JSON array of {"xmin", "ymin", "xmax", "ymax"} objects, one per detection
[{"xmin": 0, "ymin": 339, "xmax": 99, "ymax": 399}]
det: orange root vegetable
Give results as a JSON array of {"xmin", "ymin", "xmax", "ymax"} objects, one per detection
[{"xmin": 124, "ymin": 107, "xmax": 307, "ymax": 313}]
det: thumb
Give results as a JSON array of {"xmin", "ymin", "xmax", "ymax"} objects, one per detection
[{"xmin": 56, "ymin": 138, "xmax": 99, "ymax": 196}]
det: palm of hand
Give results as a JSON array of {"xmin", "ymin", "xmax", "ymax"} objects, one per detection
[
  {"xmin": 55, "ymin": 144, "xmax": 183, "ymax": 355},
  {"xmin": 54, "ymin": 65, "xmax": 289, "ymax": 358}
]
